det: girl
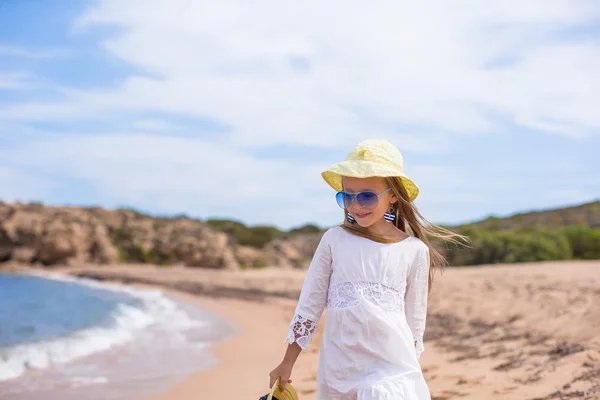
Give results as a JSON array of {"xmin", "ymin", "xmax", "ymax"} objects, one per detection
[{"xmin": 268, "ymin": 139, "xmax": 466, "ymax": 399}]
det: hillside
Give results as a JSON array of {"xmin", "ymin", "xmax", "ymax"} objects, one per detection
[
  {"xmin": 444, "ymin": 200, "xmax": 600, "ymax": 266},
  {"xmin": 0, "ymin": 200, "xmax": 598, "ymax": 268},
  {"xmin": 0, "ymin": 202, "xmax": 321, "ymax": 269},
  {"xmin": 459, "ymin": 200, "xmax": 600, "ymax": 231}
]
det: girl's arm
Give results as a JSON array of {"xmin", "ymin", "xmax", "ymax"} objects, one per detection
[
  {"xmin": 284, "ymin": 229, "xmax": 333, "ymax": 350},
  {"xmin": 269, "ymin": 342, "xmax": 302, "ymax": 389},
  {"xmin": 270, "ymin": 230, "xmax": 333, "ymax": 389},
  {"xmin": 404, "ymin": 244, "xmax": 430, "ymax": 360}
]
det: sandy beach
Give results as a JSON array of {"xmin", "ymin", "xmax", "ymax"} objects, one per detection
[{"xmin": 35, "ymin": 259, "xmax": 597, "ymax": 400}]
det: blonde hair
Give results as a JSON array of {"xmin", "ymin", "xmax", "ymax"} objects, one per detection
[{"xmin": 341, "ymin": 177, "xmax": 469, "ymax": 293}]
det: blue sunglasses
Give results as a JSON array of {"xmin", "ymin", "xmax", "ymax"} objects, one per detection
[{"xmin": 336, "ymin": 188, "xmax": 391, "ymax": 210}]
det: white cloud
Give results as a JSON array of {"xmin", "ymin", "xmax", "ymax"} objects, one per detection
[
  {"xmin": 3, "ymin": 0, "xmax": 600, "ymax": 143},
  {"xmin": 0, "ymin": 44, "xmax": 67, "ymax": 59},
  {"xmin": 1, "ymin": 0, "xmax": 599, "ymax": 227},
  {"xmin": 131, "ymin": 119, "xmax": 182, "ymax": 132},
  {"xmin": 0, "ymin": 132, "xmax": 335, "ymax": 225},
  {"xmin": 0, "ymin": 72, "xmax": 34, "ymax": 90}
]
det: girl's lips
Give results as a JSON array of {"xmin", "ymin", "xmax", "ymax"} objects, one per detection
[{"xmin": 354, "ymin": 212, "xmax": 372, "ymax": 219}]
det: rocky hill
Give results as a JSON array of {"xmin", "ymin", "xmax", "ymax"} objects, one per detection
[
  {"xmin": 0, "ymin": 202, "xmax": 321, "ymax": 269},
  {"xmin": 1, "ymin": 199, "xmax": 598, "ymax": 269}
]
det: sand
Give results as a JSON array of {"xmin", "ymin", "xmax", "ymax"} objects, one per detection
[{"xmin": 10, "ymin": 260, "xmax": 600, "ymax": 400}]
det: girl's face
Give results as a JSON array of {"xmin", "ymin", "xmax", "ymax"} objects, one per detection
[{"xmin": 341, "ymin": 176, "xmax": 397, "ymax": 228}]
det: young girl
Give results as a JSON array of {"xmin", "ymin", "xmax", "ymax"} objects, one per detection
[{"xmin": 268, "ymin": 139, "xmax": 466, "ymax": 399}]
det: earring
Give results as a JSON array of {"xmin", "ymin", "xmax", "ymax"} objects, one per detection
[
  {"xmin": 347, "ymin": 213, "xmax": 355, "ymax": 223},
  {"xmin": 384, "ymin": 206, "xmax": 396, "ymax": 222}
]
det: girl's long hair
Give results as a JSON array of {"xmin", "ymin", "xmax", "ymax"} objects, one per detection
[{"xmin": 342, "ymin": 177, "xmax": 469, "ymax": 293}]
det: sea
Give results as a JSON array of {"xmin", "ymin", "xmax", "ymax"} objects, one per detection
[{"xmin": 0, "ymin": 271, "xmax": 237, "ymax": 400}]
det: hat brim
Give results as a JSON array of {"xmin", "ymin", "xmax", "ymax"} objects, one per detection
[{"xmin": 322, "ymin": 160, "xmax": 419, "ymax": 201}]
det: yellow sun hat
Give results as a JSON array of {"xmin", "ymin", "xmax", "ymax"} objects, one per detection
[
  {"xmin": 259, "ymin": 378, "xmax": 299, "ymax": 400},
  {"xmin": 321, "ymin": 138, "xmax": 420, "ymax": 201}
]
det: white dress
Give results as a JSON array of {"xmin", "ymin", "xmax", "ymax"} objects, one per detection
[{"xmin": 285, "ymin": 226, "xmax": 431, "ymax": 400}]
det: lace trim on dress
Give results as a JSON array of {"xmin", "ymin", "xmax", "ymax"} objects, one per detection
[
  {"xmin": 327, "ymin": 281, "xmax": 404, "ymax": 311},
  {"xmin": 285, "ymin": 314, "xmax": 318, "ymax": 350}
]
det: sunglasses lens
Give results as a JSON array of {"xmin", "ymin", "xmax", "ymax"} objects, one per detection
[
  {"xmin": 335, "ymin": 192, "xmax": 346, "ymax": 209},
  {"xmin": 356, "ymin": 192, "xmax": 379, "ymax": 209}
]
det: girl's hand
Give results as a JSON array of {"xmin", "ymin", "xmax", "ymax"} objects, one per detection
[{"xmin": 269, "ymin": 361, "xmax": 293, "ymax": 390}]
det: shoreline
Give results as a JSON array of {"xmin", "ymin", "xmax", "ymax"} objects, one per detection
[
  {"xmin": 1, "ymin": 264, "xmax": 320, "ymax": 399},
  {"xmin": 0, "ymin": 267, "xmax": 240, "ymax": 400},
  {"xmin": 2, "ymin": 261, "xmax": 600, "ymax": 399},
  {"xmin": 144, "ymin": 292, "xmax": 320, "ymax": 400},
  {"xmin": 103, "ymin": 275, "xmax": 322, "ymax": 399}
]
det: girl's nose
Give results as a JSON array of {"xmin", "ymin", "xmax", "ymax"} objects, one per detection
[{"xmin": 348, "ymin": 204, "xmax": 365, "ymax": 213}]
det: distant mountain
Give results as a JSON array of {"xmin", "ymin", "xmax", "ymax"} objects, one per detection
[{"xmin": 456, "ymin": 200, "xmax": 600, "ymax": 231}]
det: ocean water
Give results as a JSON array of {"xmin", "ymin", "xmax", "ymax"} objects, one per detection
[{"xmin": 0, "ymin": 271, "xmax": 237, "ymax": 400}]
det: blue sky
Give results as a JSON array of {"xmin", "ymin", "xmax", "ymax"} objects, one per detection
[{"xmin": 1, "ymin": 0, "xmax": 599, "ymax": 230}]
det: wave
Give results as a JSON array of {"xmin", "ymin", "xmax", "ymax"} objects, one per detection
[{"xmin": 0, "ymin": 271, "xmax": 206, "ymax": 382}]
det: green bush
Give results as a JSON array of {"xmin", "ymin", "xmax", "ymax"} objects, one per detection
[
  {"xmin": 206, "ymin": 219, "xmax": 246, "ymax": 232},
  {"xmin": 561, "ymin": 227, "xmax": 600, "ymax": 259},
  {"xmin": 231, "ymin": 225, "xmax": 283, "ymax": 248},
  {"xmin": 447, "ymin": 227, "xmax": 574, "ymax": 266},
  {"xmin": 206, "ymin": 219, "xmax": 285, "ymax": 248},
  {"xmin": 289, "ymin": 224, "xmax": 323, "ymax": 235},
  {"xmin": 502, "ymin": 230, "xmax": 572, "ymax": 263}
]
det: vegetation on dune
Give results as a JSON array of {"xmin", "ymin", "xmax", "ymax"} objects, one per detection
[{"xmin": 211, "ymin": 201, "xmax": 600, "ymax": 265}]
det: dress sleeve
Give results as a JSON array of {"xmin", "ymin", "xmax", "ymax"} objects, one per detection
[
  {"xmin": 404, "ymin": 244, "xmax": 430, "ymax": 360},
  {"xmin": 284, "ymin": 230, "xmax": 333, "ymax": 350}
]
